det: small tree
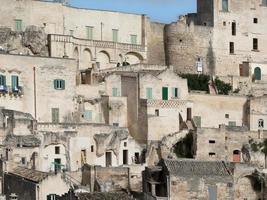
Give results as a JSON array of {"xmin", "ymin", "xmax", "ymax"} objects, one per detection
[
  {"xmin": 261, "ymin": 139, "xmax": 267, "ymax": 168},
  {"xmin": 214, "ymin": 78, "xmax": 232, "ymax": 95}
]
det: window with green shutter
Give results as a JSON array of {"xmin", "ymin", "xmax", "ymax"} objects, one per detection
[
  {"xmin": 53, "ymin": 79, "xmax": 65, "ymax": 90},
  {"xmin": 83, "ymin": 110, "xmax": 92, "ymax": 121},
  {"xmin": 0, "ymin": 75, "xmax": 6, "ymax": 86},
  {"xmin": 130, "ymin": 35, "xmax": 137, "ymax": 44},
  {"xmin": 86, "ymin": 26, "xmax": 93, "ymax": 40},
  {"xmin": 162, "ymin": 87, "xmax": 168, "ymax": 100},
  {"xmin": 172, "ymin": 87, "xmax": 178, "ymax": 98},
  {"xmin": 112, "ymin": 29, "xmax": 118, "ymax": 42},
  {"xmin": 146, "ymin": 88, "xmax": 153, "ymax": 99},
  {"xmin": 52, "ymin": 108, "xmax": 59, "ymax": 123},
  {"xmin": 15, "ymin": 19, "xmax": 22, "ymax": 31},
  {"xmin": 11, "ymin": 75, "xmax": 19, "ymax": 91},
  {"xmin": 112, "ymin": 88, "xmax": 119, "ymax": 97}
]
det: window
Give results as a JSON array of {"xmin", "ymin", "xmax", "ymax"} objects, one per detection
[
  {"xmin": 52, "ymin": 108, "xmax": 59, "ymax": 123},
  {"xmin": 232, "ymin": 22, "xmax": 236, "ymax": 36},
  {"xmin": 172, "ymin": 87, "xmax": 178, "ymax": 98},
  {"xmin": 83, "ymin": 110, "xmax": 92, "ymax": 121},
  {"xmin": 228, "ymin": 121, "xmax": 236, "ymax": 127},
  {"xmin": 86, "ymin": 26, "xmax": 93, "ymax": 40},
  {"xmin": 258, "ymin": 119, "xmax": 264, "ymax": 128},
  {"xmin": 55, "ymin": 146, "xmax": 60, "ymax": 154},
  {"xmin": 223, "ymin": 21, "xmax": 226, "ymax": 26},
  {"xmin": 208, "ymin": 186, "xmax": 217, "ymax": 200},
  {"xmin": 21, "ymin": 157, "xmax": 26, "ymax": 165},
  {"xmin": 91, "ymin": 145, "xmax": 94, "ymax": 152},
  {"xmin": 112, "ymin": 87, "xmax": 119, "ymax": 97},
  {"xmin": 124, "ymin": 142, "xmax": 127, "ymax": 147},
  {"xmin": 229, "ymin": 42, "xmax": 234, "ymax": 54},
  {"xmin": 262, "ymin": 0, "xmax": 267, "ymax": 6},
  {"xmin": 11, "ymin": 75, "xmax": 19, "ymax": 92},
  {"xmin": 222, "ymin": 0, "xmax": 229, "ymax": 12},
  {"xmin": 54, "ymin": 79, "xmax": 65, "ymax": 90},
  {"xmin": 47, "ymin": 194, "xmax": 56, "ymax": 200},
  {"xmin": 130, "ymin": 35, "xmax": 137, "ymax": 44},
  {"xmin": 254, "ymin": 18, "xmax": 258, "ymax": 24},
  {"xmin": 70, "ymin": 30, "xmax": 74, "ymax": 36},
  {"xmin": 0, "ymin": 75, "xmax": 6, "ymax": 87},
  {"xmin": 146, "ymin": 88, "xmax": 153, "ymax": 99},
  {"xmin": 225, "ymin": 114, "xmax": 229, "ymax": 119},
  {"xmin": 15, "ymin": 19, "xmax": 22, "ymax": 31},
  {"xmin": 112, "ymin": 29, "xmax": 118, "ymax": 42},
  {"xmin": 253, "ymin": 38, "xmax": 258, "ymax": 50},
  {"xmin": 209, "ymin": 140, "xmax": 216, "ymax": 144},
  {"xmin": 155, "ymin": 109, "xmax": 159, "ymax": 116},
  {"xmin": 162, "ymin": 87, "xmax": 168, "ymax": 100},
  {"xmin": 113, "ymin": 123, "xmax": 119, "ymax": 127},
  {"xmin": 209, "ymin": 152, "xmax": 216, "ymax": 157}
]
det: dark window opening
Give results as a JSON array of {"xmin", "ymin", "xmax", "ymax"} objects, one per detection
[
  {"xmin": 225, "ymin": 114, "xmax": 229, "ymax": 118},
  {"xmin": 209, "ymin": 140, "xmax": 216, "ymax": 144},
  {"xmin": 230, "ymin": 42, "xmax": 234, "ymax": 54},
  {"xmin": 253, "ymin": 38, "xmax": 258, "ymax": 50},
  {"xmin": 124, "ymin": 142, "xmax": 127, "ymax": 147},
  {"xmin": 123, "ymin": 150, "xmax": 128, "ymax": 165},
  {"xmin": 232, "ymin": 22, "xmax": 236, "ymax": 36},
  {"xmin": 55, "ymin": 146, "xmax": 60, "ymax": 154},
  {"xmin": 91, "ymin": 145, "xmax": 94, "ymax": 152},
  {"xmin": 21, "ymin": 157, "xmax": 26, "ymax": 165},
  {"xmin": 223, "ymin": 21, "xmax": 226, "ymax": 26},
  {"xmin": 209, "ymin": 152, "xmax": 216, "ymax": 156},
  {"xmin": 80, "ymin": 70, "xmax": 91, "ymax": 85},
  {"xmin": 254, "ymin": 18, "xmax": 258, "ymax": 24},
  {"xmin": 155, "ymin": 109, "xmax": 159, "ymax": 116}
]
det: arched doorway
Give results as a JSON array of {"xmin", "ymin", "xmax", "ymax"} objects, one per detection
[
  {"xmin": 81, "ymin": 48, "xmax": 92, "ymax": 69},
  {"xmin": 125, "ymin": 52, "xmax": 143, "ymax": 65},
  {"xmin": 73, "ymin": 47, "xmax": 79, "ymax": 61},
  {"xmin": 254, "ymin": 67, "xmax": 261, "ymax": 80},
  {"xmin": 97, "ymin": 51, "xmax": 110, "ymax": 70},
  {"xmin": 233, "ymin": 150, "xmax": 241, "ymax": 162}
]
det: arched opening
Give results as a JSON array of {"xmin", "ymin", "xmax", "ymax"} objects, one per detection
[
  {"xmin": 97, "ymin": 51, "xmax": 110, "ymax": 70},
  {"xmin": 125, "ymin": 52, "xmax": 143, "ymax": 65},
  {"xmin": 73, "ymin": 47, "xmax": 79, "ymax": 61},
  {"xmin": 81, "ymin": 48, "xmax": 92, "ymax": 70},
  {"xmin": 258, "ymin": 119, "xmax": 264, "ymax": 129},
  {"xmin": 233, "ymin": 150, "xmax": 241, "ymax": 162},
  {"xmin": 254, "ymin": 67, "xmax": 261, "ymax": 80}
]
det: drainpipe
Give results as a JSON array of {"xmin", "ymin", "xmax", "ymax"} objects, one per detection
[
  {"xmin": 167, "ymin": 175, "xmax": 170, "ymax": 200},
  {"xmin": 33, "ymin": 67, "xmax": 37, "ymax": 119}
]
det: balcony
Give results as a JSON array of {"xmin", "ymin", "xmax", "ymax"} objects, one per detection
[
  {"xmin": 49, "ymin": 34, "xmax": 146, "ymax": 52},
  {"xmin": 144, "ymin": 99, "xmax": 188, "ymax": 108},
  {"xmin": 0, "ymin": 85, "xmax": 23, "ymax": 97}
]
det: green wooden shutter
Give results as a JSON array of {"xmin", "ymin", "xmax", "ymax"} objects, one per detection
[
  {"xmin": 62, "ymin": 80, "xmax": 65, "ymax": 89},
  {"xmin": 0, "ymin": 75, "xmax": 4, "ymax": 86},
  {"xmin": 3, "ymin": 76, "xmax": 6, "ymax": 86},
  {"xmin": 53, "ymin": 80, "xmax": 57, "ymax": 89},
  {"xmin": 15, "ymin": 19, "xmax": 22, "ymax": 31},
  {"xmin": 112, "ymin": 88, "xmax": 118, "ymax": 97},
  {"xmin": 162, "ymin": 87, "xmax": 168, "ymax": 100},
  {"xmin": 86, "ymin": 26, "xmax": 93, "ymax": 40},
  {"xmin": 112, "ymin": 29, "xmax": 118, "ymax": 42},
  {"xmin": 131, "ymin": 35, "xmax": 137, "ymax": 44},
  {"xmin": 52, "ymin": 108, "xmax": 59, "ymax": 123},
  {"xmin": 146, "ymin": 88, "xmax": 152, "ymax": 99},
  {"xmin": 11, "ymin": 75, "xmax": 18, "ymax": 89}
]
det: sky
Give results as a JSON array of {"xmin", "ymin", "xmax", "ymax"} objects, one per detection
[{"xmin": 69, "ymin": 0, "xmax": 196, "ymax": 23}]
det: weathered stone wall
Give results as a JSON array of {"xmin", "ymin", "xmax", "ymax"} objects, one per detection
[
  {"xmin": 169, "ymin": 175, "xmax": 234, "ymax": 200},
  {"xmin": 146, "ymin": 21, "xmax": 166, "ymax": 65}
]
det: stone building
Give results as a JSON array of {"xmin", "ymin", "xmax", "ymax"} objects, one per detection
[
  {"xmin": 4, "ymin": 167, "xmax": 71, "ymax": 200},
  {"xmin": 143, "ymin": 159, "xmax": 234, "ymax": 200},
  {"xmin": 165, "ymin": 0, "xmax": 267, "ymax": 76}
]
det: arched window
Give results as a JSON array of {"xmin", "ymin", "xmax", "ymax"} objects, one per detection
[
  {"xmin": 258, "ymin": 119, "xmax": 264, "ymax": 128},
  {"xmin": 254, "ymin": 67, "xmax": 261, "ymax": 80}
]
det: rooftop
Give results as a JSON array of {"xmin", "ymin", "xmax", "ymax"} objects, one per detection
[
  {"xmin": 162, "ymin": 159, "xmax": 232, "ymax": 177},
  {"xmin": 9, "ymin": 167, "xmax": 49, "ymax": 183}
]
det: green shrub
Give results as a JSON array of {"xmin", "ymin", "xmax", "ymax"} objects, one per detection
[
  {"xmin": 173, "ymin": 133, "xmax": 194, "ymax": 158},
  {"xmin": 214, "ymin": 78, "xmax": 232, "ymax": 95},
  {"xmin": 180, "ymin": 74, "xmax": 210, "ymax": 92}
]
